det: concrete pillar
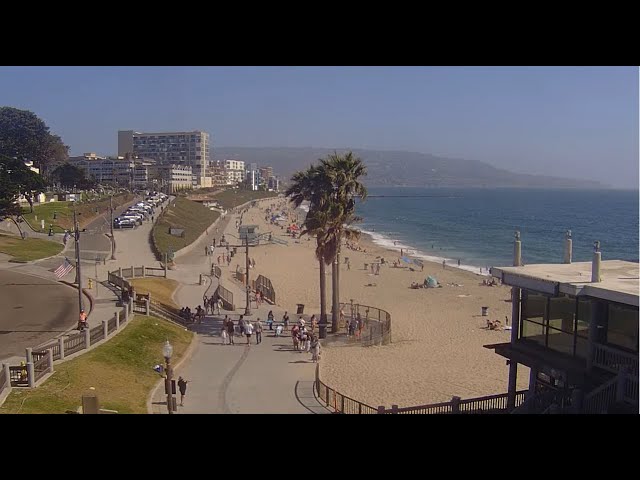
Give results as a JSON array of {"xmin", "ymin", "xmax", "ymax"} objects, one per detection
[
  {"xmin": 507, "ymin": 287, "xmax": 521, "ymax": 409},
  {"xmin": 3, "ymin": 363, "xmax": 10, "ymax": 388},
  {"xmin": 124, "ymin": 305, "xmax": 129, "ymax": 322},
  {"xmin": 591, "ymin": 241, "xmax": 601, "ymax": 283},
  {"xmin": 563, "ymin": 230, "xmax": 572, "ymax": 264},
  {"xmin": 118, "ymin": 267, "xmax": 122, "ymax": 278},
  {"xmin": 84, "ymin": 329, "xmax": 91, "ymax": 348},
  {"xmin": 25, "ymin": 347, "xmax": 33, "ymax": 364},
  {"xmin": 391, "ymin": 404, "xmax": 399, "ymax": 414},
  {"xmin": 27, "ymin": 362, "xmax": 35, "ymax": 387},
  {"xmin": 142, "ymin": 265, "xmax": 146, "ymax": 278},
  {"xmin": 102, "ymin": 320, "xmax": 108, "ymax": 339},
  {"xmin": 129, "ymin": 297, "xmax": 134, "ymax": 314},
  {"xmin": 513, "ymin": 230, "xmax": 522, "ymax": 267},
  {"xmin": 115, "ymin": 311, "xmax": 120, "ymax": 329},
  {"xmin": 451, "ymin": 395, "xmax": 461, "ymax": 414},
  {"xmin": 47, "ymin": 349, "xmax": 54, "ymax": 373},
  {"xmin": 145, "ymin": 298, "xmax": 150, "ymax": 315},
  {"xmin": 58, "ymin": 337, "xmax": 65, "ymax": 360}
]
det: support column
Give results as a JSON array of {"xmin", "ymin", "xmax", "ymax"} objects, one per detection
[
  {"xmin": 115, "ymin": 311, "xmax": 120, "ymax": 329},
  {"xmin": 27, "ymin": 362, "xmax": 34, "ymax": 388},
  {"xmin": 58, "ymin": 337, "xmax": 65, "ymax": 360},
  {"xmin": 25, "ymin": 347, "xmax": 33, "ymax": 365},
  {"xmin": 84, "ymin": 329, "xmax": 91, "ymax": 348},
  {"xmin": 142, "ymin": 265, "xmax": 146, "ymax": 278},
  {"xmin": 47, "ymin": 349, "xmax": 54, "ymax": 373},
  {"xmin": 145, "ymin": 298, "xmax": 150, "ymax": 315},
  {"xmin": 129, "ymin": 297, "xmax": 134, "ymax": 314},
  {"xmin": 507, "ymin": 286, "xmax": 521, "ymax": 409},
  {"xmin": 3, "ymin": 363, "xmax": 10, "ymax": 388},
  {"xmin": 102, "ymin": 320, "xmax": 108, "ymax": 339}
]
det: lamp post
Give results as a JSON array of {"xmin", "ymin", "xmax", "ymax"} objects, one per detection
[
  {"xmin": 73, "ymin": 203, "xmax": 84, "ymax": 313},
  {"xmin": 163, "ymin": 340, "xmax": 174, "ymax": 414},
  {"xmin": 109, "ymin": 195, "xmax": 116, "ymax": 260}
]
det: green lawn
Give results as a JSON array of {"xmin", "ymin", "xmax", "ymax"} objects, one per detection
[
  {"xmin": 129, "ymin": 277, "xmax": 180, "ymax": 309},
  {"xmin": 0, "ymin": 234, "xmax": 64, "ymax": 261},
  {"xmin": 211, "ymin": 189, "xmax": 278, "ymax": 209},
  {"xmin": 152, "ymin": 196, "xmax": 219, "ymax": 259},
  {"xmin": 0, "ymin": 315, "xmax": 193, "ymax": 414},
  {"xmin": 21, "ymin": 193, "xmax": 135, "ymax": 233}
]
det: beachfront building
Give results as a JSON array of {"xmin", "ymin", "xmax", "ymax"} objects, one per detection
[
  {"xmin": 224, "ymin": 159, "xmax": 245, "ymax": 185},
  {"xmin": 152, "ymin": 164, "xmax": 193, "ymax": 193},
  {"xmin": 487, "ymin": 232, "xmax": 638, "ymax": 414},
  {"xmin": 118, "ymin": 130, "xmax": 210, "ymax": 185}
]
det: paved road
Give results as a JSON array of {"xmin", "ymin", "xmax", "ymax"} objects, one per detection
[{"xmin": 0, "ymin": 270, "xmax": 77, "ymax": 362}]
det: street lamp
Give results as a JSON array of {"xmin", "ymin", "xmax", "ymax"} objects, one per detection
[
  {"xmin": 109, "ymin": 195, "xmax": 116, "ymax": 260},
  {"xmin": 73, "ymin": 203, "xmax": 84, "ymax": 314},
  {"xmin": 163, "ymin": 340, "xmax": 174, "ymax": 414}
]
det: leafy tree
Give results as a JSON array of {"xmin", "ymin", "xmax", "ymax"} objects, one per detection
[
  {"xmin": 0, "ymin": 155, "xmax": 46, "ymax": 237},
  {"xmin": 51, "ymin": 163, "xmax": 95, "ymax": 190},
  {"xmin": 0, "ymin": 107, "xmax": 69, "ymax": 175}
]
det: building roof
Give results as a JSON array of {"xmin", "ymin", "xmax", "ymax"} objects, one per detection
[{"xmin": 492, "ymin": 260, "xmax": 639, "ymax": 307}]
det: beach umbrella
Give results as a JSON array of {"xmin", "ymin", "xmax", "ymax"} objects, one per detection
[
  {"xmin": 400, "ymin": 256, "xmax": 412, "ymax": 264},
  {"xmin": 426, "ymin": 276, "xmax": 438, "ymax": 288},
  {"xmin": 413, "ymin": 259, "xmax": 424, "ymax": 267}
]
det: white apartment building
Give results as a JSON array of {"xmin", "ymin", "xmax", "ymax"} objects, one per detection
[
  {"xmin": 118, "ymin": 130, "xmax": 210, "ymax": 180},
  {"xmin": 154, "ymin": 164, "xmax": 193, "ymax": 193},
  {"xmin": 224, "ymin": 159, "xmax": 245, "ymax": 185}
]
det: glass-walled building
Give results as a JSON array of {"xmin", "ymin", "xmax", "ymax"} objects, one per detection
[{"xmin": 489, "ymin": 259, "xmax": 638, "ymax": 414}]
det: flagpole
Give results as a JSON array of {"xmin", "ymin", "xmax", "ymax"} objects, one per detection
[{"xmin": 73, "ymin": 203, "xmax": 84, "ymax": 314}]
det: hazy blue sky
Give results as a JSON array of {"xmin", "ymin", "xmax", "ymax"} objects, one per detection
[{"xmin": 1, "ymin": 66, "xmax": 637, "ymax": 188}]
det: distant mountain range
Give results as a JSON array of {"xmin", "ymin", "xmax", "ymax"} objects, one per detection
[{"xmin": 214, "ymin": 147, "xmax": 608, "ymax": 189}]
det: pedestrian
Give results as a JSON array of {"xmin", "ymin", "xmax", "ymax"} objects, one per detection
[
  {"xmin": 458, "ymin": 259, "xmax": 461, "ymax": 266},
  {"xmin": 209, "ymin": 245, "xmax": 214, "ymax": 256},
  {"xmin": 442, "ymin": 260, "xmax": 446, "ymax": 269},
  {"xmin": 217, "ymin": 255, "xmax": 221, "ymax": 265},
  {"xmin": 244, "ymin": 319, "xmax": 253, "ymax": 345},
  {"xmin": 226, "ymin": 316, "xmax": 235, "ymax": 345},
  {"xmin": 216, "ymin": 298, "xmax": 223, "ymax": 315},
  {"xmin": 254, "ymin": 318, "xmax": 263, "ymax": 344},
  {"xmin": 311, "ymin": 335, "xmax": 321, "ymax": 362},
  {"xmin": 347, "ymin": 260, "xmax": 350, "ymax": 270},
  {"xmin": 151, "ymin": 215, "xmax": 154, "ymax": 222},
  {"xmin": 283, "ymin": 311, "xmax": 290, "ymax": 332},
  {"xmin": 267, "ymin": 310, "xmax": 274, "ymax": 330},
  {"xmin": 205, "ymin": 246, "xmax": 209, "ymax": 256},
  {"xmin": 221, "ymin": 323, "xmax": 228, "ymax": 345},
  {"xmin": 177, "ymin": 376, "xmax": 189, "ymax": 407}
]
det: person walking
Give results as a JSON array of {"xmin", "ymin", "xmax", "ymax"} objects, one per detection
[
  {"xmin": 244, "ymin": 320, "xmax": 253, "ymax": 346},
  {"xmin": 216, "ymin": 298, "xmax": 223, "ymax": 315},
  {"xmin": 282, "ymin": 311, "xmax": 290, "ymax": 332},
  {"xmin": 226, "ymin": 316, "xmax": 235, "ymax": 345},
  {"xmin": 267, "ymin": 310, "xmax": 274, "ymax": 330},
  {"xmin": 254, "ymin": 318, "xmax": 263, "ymax": 344},
  {"xmin": 311, "ymin": 336, "xmax": 321, "ymax": 362},
  {"xmin": 177, "ymin": 376, "xmax": 189, "ymax": 407}
]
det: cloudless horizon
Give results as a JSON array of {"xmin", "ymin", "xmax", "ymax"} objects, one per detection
[{"xmin": 0, "ymin": 66, "xmax": 637, "ymax": 188}]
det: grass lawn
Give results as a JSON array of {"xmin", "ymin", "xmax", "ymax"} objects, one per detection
[
  {"xmin": 210, "ymin": 189, "xmax": 278, "ymax": 209},
  {"xmin": 0, "ymin": 315, "xmax": 193, "ymax": 414},
  {"xmin": 152, "ymin": 196, "xmax": 219, "ymax": 258},
  {"xmin": 0, "ymin": 234, "xmax": 64, "ymax": 261},
  {"xmin": 21, "ymin": 193, "xmax": 135, "ymax": 233},
  {"xmin": 129, "ymin": 278, "xmax": 180, "ymax": 309}
]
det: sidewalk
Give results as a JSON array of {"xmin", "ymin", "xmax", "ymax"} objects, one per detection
[{"xmin": 151, "ymin": 208, "xmax": 330, "ymax": 414}]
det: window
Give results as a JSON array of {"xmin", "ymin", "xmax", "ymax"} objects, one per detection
[{"xmin": 607, "ymin": 303, "xmax": 639, "ymax": 352}]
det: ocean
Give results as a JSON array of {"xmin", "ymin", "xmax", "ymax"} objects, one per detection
[{"xmin": 352, "ymin": 187, "xmax": 639, "ymax": 274}]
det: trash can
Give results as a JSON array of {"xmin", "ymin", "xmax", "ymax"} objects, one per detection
[
  {"xmin": 481, "ymin": 306, "xmax": 489, "ymax": 316},
  {"xmin": 297, "ymin": 304, "xmax": 305, "ymax": 314}
]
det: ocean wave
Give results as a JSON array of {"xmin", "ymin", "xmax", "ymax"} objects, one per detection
[{"xmin": 357, "ymin": 227, "xmax": 490, "ymax": 276}]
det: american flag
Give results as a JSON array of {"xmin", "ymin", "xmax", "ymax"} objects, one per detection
[{"xmin": 54, "ymin": 258, "xmax": 74, "ymax": 279}]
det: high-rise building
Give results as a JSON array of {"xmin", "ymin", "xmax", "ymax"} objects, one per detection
[
  {"xmin": 224, "ymin": 159, "xmax": 245, "ymax": 185},
  {"xmin": 117, "ymin": 130, "xmax": 210, "ymax": 180}
]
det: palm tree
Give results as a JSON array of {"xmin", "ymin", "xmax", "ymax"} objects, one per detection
[
  {"xmin": 285, "ymin": 164, "xmax": 333, "ymax": 338},
  {"xmin": 322, "ymin": 152, "xmax": 367, "ymax": 333}
]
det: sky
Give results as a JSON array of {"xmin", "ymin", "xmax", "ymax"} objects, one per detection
[{"xmin": 0, "ymin": 66, "xmax": 637, "ymax": 188}]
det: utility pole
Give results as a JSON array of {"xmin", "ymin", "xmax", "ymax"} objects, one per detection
[
  {"xmin": 109, "ymin": 195, "xmax": 116, "ymax": 260},
  {"xmin": 73, "ymin": 204, "xmax": 84, "ymax": 313}
]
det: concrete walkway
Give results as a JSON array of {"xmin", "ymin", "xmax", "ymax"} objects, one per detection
[{"xmin": 151, "ymin": 205, "xmax": 330, "ymax": 414}]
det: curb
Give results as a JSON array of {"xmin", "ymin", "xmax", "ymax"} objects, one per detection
[{"xmin": 146, "ymin": 329, "xmax": 199, "ymax": 414}]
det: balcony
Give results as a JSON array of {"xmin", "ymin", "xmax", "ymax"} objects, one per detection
[{"xmin": 592, "ymin": 343, "xmax": 638, "ymax": 376}]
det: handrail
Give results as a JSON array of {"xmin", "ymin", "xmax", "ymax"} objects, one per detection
[
  {"xmin": 592, "ymin": 343, "xmax": 638, "ymax": 376},
  {"xmin": 314, "ymin": 363, "xmax": 377, "ymax": 414},
  {"xmin": 583, "ymin": 376, "xmax": 618, "ymax": 414},
  {"xmin": 338, "ymin": 302, "xmax": 392, "ymax": 346}
]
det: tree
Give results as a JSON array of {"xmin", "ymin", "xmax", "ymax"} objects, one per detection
[
  {"xmin": 51, "ymin": 163, "xmax": 94, "ymax": 190},
  {"xmin": 0, "ymin": 155, "xmax": 46, "ymax": 237},
  {"xmin": 286, "ymin": 164, "xmax": 334, "ymax": 338},
  {"xmin": 322, "ymin": 152, "xmax": 367, "ymax": 332},
  {"xmin": 0, "ymin": 107, "xmax": 69, "ymax": 175}
]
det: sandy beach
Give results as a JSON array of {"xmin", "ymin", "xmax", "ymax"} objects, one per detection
[{"xmin": 231, "ymin": 197, "xmax": 530, "ymax": 408}]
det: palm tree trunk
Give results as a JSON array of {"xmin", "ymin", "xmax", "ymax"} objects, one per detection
[
  {"xmin": 331, "ymin": 253, "xmax": 340, "ymax": 333},
  {"xmin": 319, "ymin": 259, "xmax": 327, "ymax": 339}
]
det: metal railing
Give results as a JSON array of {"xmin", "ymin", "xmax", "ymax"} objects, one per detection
[
  {"xmin": 64, "ymin": 332, "xmax": 86, "ymax": 356},
  {"xmin": 9, "ymin": 366, "xmax": 28, "ymax": 387},
  {"xmin": 314, "ymin": 364, "xmax": 378, "ymax": 414},
  {"xmin": 33, "ymin": 353, "xmax": 50, "ymax": 383},
  {"xmin": 255, "ymin": 274, "xmax": 276, "ymax": 304},
  {"xmin": 211, "ymin": 265, "xmax": 222, "ymax": 278},
  {"xmin": 90, "ymin": 325, "xmax": 104, "ymax": 344},
  {"xmin": 592, "ymin": 343, "xmax": 638, "ymax": 376},
  {"xmin": 459, "ymin": 391, "xmax": 527, "ymax": 413},
  {"xmin": 338, "ymin": 302, "xmax": 392, "ymax": 347},
  {"xmin": 216, "ymin": 284, "xmax": 235, "ymax": 311},
  {"xmin": 583, "ymin": 377, "xmax": 618, "ymax": 414},
  {"xmin": 107, "ymin": 316, "xmax": 117, "ymax": 334},
  {"xmin": 624, "ymin": 374, "xmax": 638, "ymax": 404}
]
